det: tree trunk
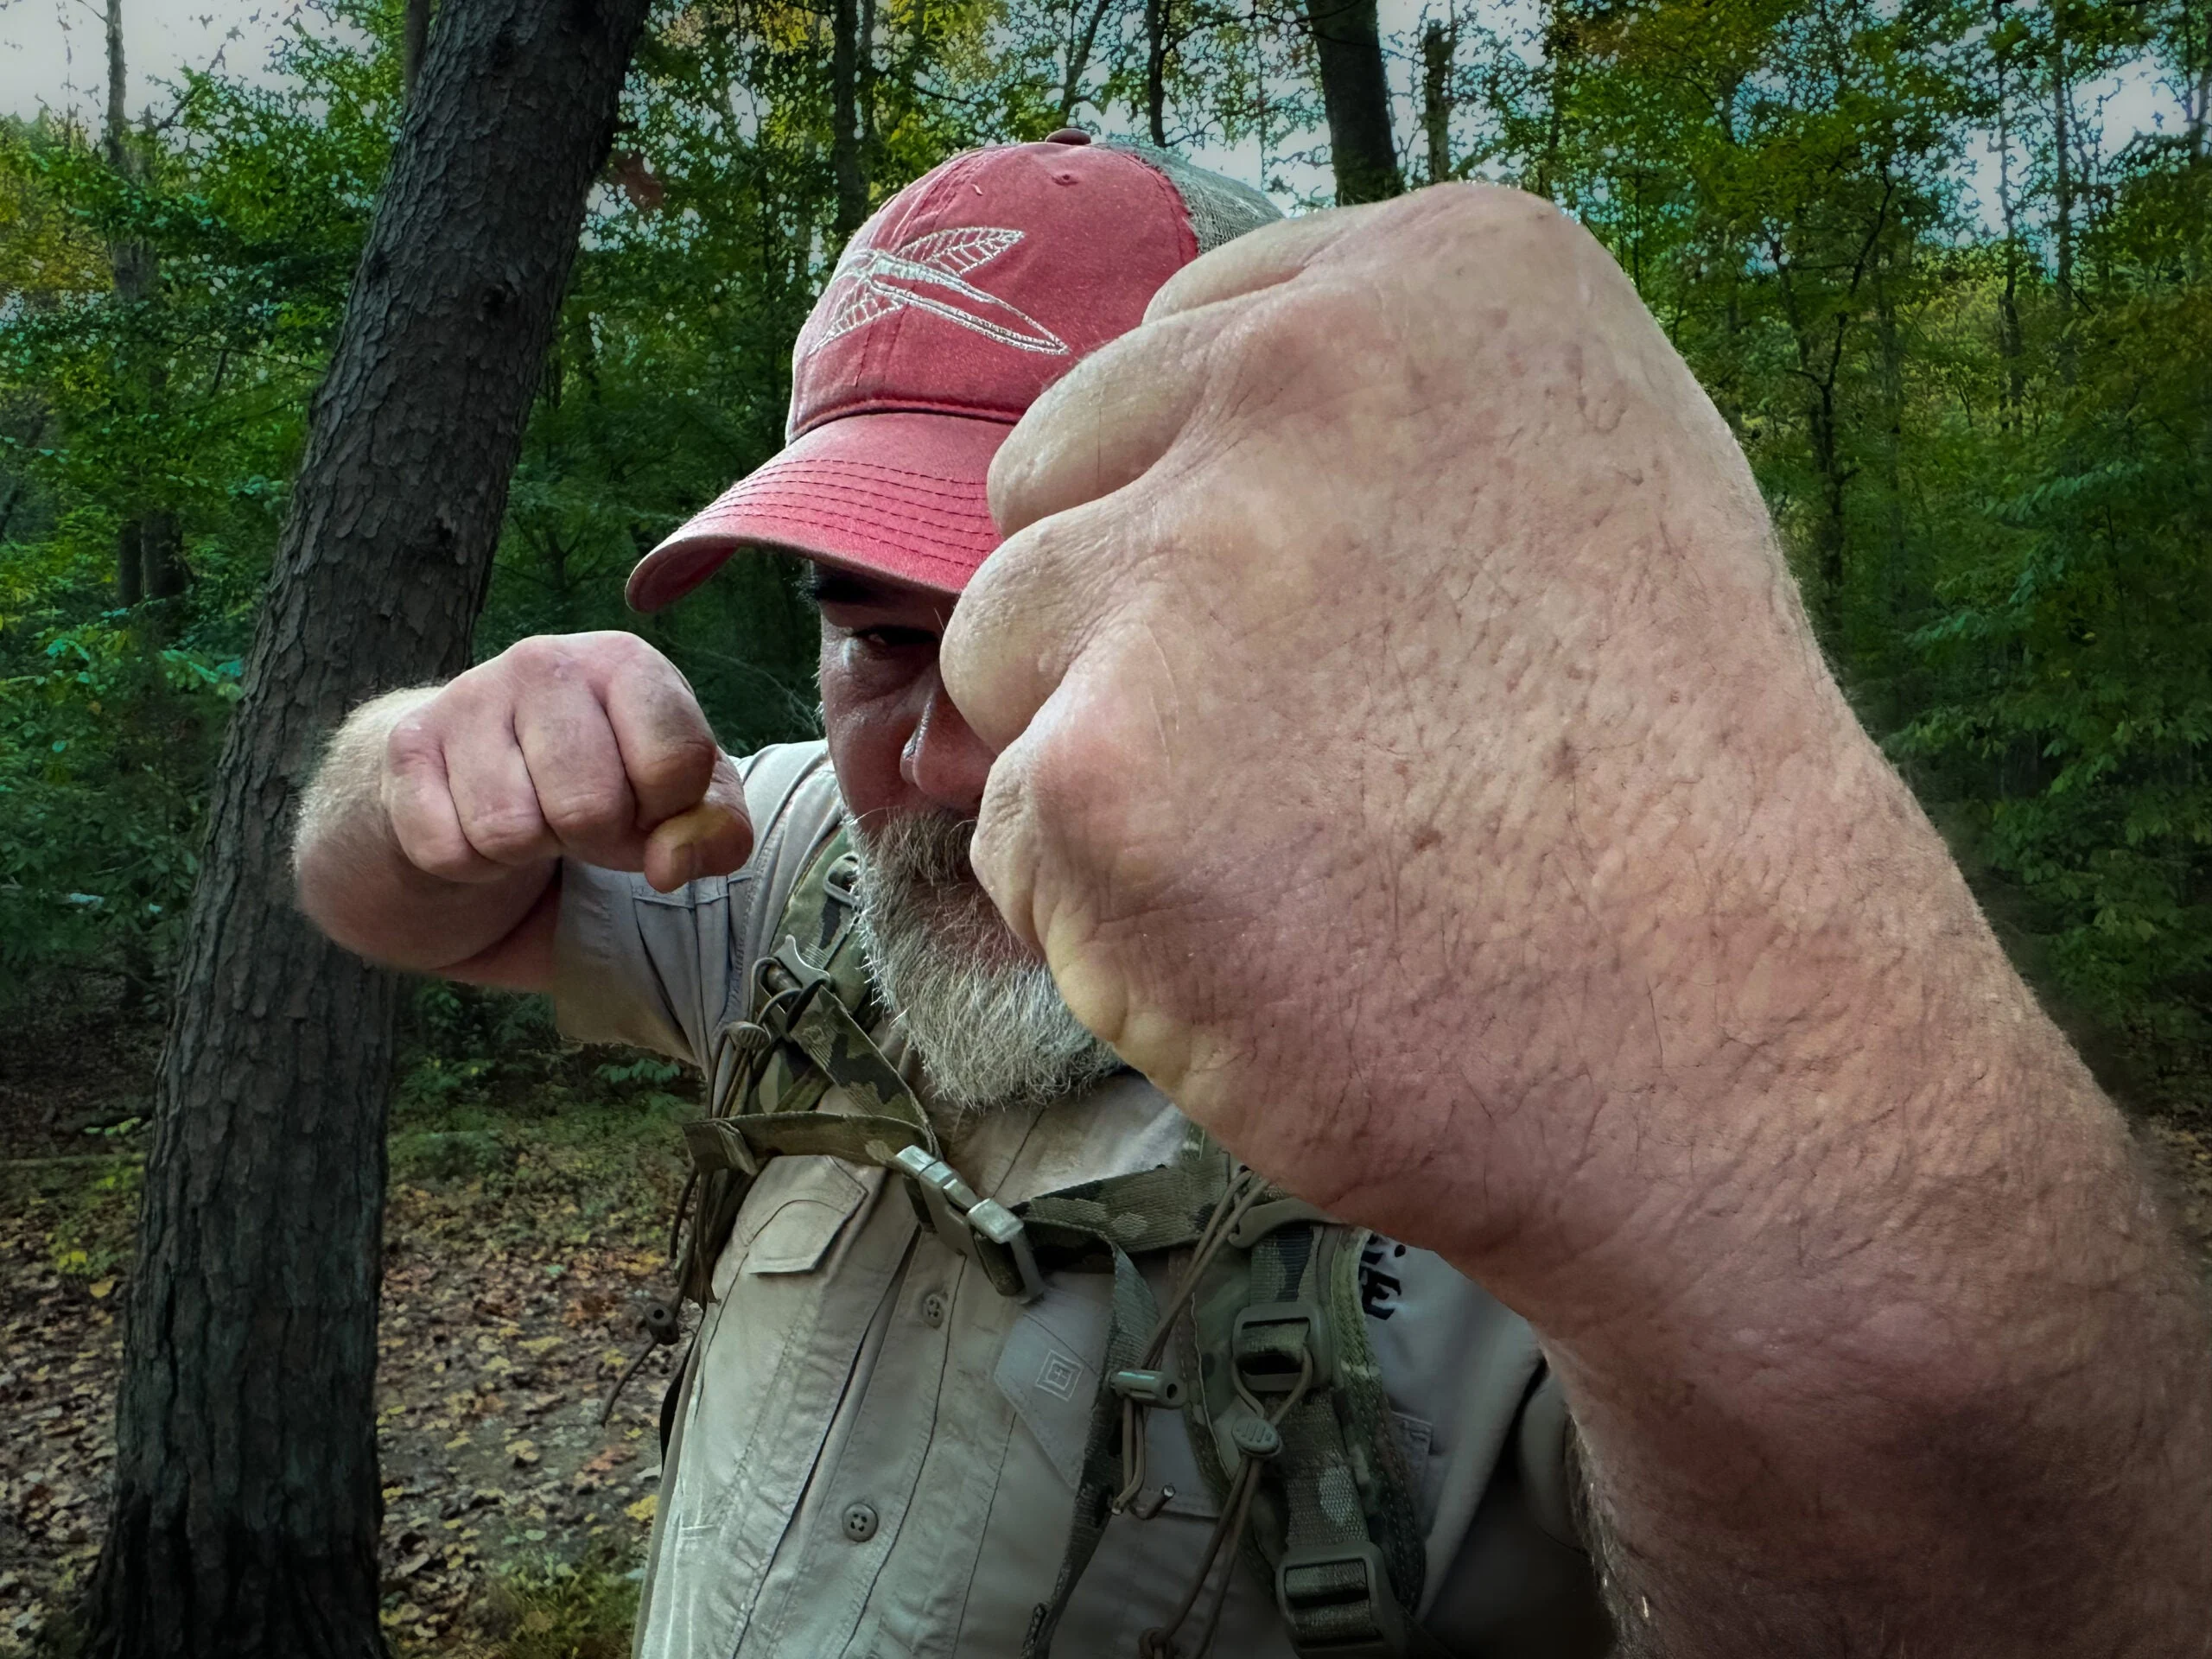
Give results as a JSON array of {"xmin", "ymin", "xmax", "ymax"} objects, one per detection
[
  {"xmin": 1305, "ymin": 0, "xmax": 1402, "ymax": 203},
  {"xmin": 1421, "ymin": 18, "xmax": 1453, "ymax": 186},
  {"xmin": 105, "ymin": 0, "xmax": 172, "ymax": 611},
  {"xmin": 403, "ymin": 0, "xmax": 434, "ymax": 103},
  {"xmin": 1536, "ymin": 0, "xmax": 1574, "ymax": 200},
  {"xmin": 1058, "ymin": 0, "xmax": 1115, "ymax": 124},
  {"xmin": 1872, "ymin": 257, "xmax": 1909, "ymax": 630},
  {"xmin": 1993, "ymin": 0, "xmax": 2024, "ymax": 423},
  {"xmin": 79, "ymin": 1, "xmax": 651, "ymax": 1655},
  {"xmin": 1145, "ymin": 0, "xmax": 1172, "ymax": 146},
  {"xmin": 833, "ymin": 0, "xmax": 868, "ymax": 238},
  {"xmin": 2050, "ymin": 0, "xmax": 2076, "ymax": 383}
]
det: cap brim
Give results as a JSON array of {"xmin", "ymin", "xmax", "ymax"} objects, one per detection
[{"xmin": 626, "ymin": 410, "xmax": 1010, "ymax": 612}]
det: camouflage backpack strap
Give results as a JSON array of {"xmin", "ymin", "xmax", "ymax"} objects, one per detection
[
  {"xmin": 671, "ymin": 826, "xmax": 939, "ymax": 1304},
  {"xmin": 1174, "ymin": 1203, "xmax": 1429, "ymax": 1659}
]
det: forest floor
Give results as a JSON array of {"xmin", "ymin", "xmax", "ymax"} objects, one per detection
[
  {"xmin": 0, "ymin": 986, "xmax": 698, "ymax": 1658},
  {"xmin": 3, "ymin": 987, "xmax": 2210, "ymax": 1658}
]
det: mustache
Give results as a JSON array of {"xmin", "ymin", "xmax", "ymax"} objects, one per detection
[{"xmin": 852, "ymin": 810, "xmax": 983, "ymax": 891}]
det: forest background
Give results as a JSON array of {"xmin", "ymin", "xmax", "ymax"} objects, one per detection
[
  {"xmin": 7, "ymin": 0, "xmax": 2211, "ymax": 1109},
  {"xmin": 0, "ymin": 0, "xmax": 2209, "ymax": 1649}
]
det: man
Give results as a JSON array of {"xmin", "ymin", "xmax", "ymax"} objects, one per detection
[{"xmin": 296, "ymin": 135, "xmax": 2212, "ymax": 1659}]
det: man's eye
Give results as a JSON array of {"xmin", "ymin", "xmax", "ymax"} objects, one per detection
[{"xmin": 853, "ymin": 626, "xmax": 934, "ymax": 650}]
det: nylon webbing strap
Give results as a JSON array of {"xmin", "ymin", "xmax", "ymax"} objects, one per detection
[
  {"xmin": 1240, "ymin": 1224, "xmax": 1424, "ymax": 1656},
  {"xmin": 1017, "ymin": 1160, "xmax": 1229, "ymax": 1260},
  {"xmin": 779, "ymin": 969, "xmax": 930, "ymax": 1131},
  {"xmin": 678, "ymin": 830, "xmax": 939, "ymax": 1303}
]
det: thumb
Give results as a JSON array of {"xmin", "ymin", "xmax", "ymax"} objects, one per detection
[{"xmin": 640, "ymin": 753, "xmax": 752, "ymax": 892}]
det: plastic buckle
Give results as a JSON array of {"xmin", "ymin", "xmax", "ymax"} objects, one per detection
[
  {"xmin": 890, "ymin": 1146, "xmax": 1044, "ymax": 1301},
  {"xmin": 1230, "ymin": 1300, "xmax": 1332, "ymax": 1393},
  {"xmin": 963, "ymin": 1196, "xmax": 1046, "ymax": 1300},
  {"xmin": 1274, "ymin": 1542, "xmax": 1406, "ymax": 1658},
  {"xmin": 822, "ymin": 852, "xmax": 861, "ymax": 910},
  {"xmin": 762, "ymin": 935, "xmax": 836, "ymax": 1001}
]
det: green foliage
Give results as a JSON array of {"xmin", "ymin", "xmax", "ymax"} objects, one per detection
[
  {"xmin": 0, "ymin": 0, "xmax": 2204, "ymax": 1109},
  {"xmin": 0, "ymin": 601, "xmax": 240, "ymax": 1001}
]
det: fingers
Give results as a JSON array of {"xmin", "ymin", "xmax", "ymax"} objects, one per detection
[
  {"xmin": 513, "ymin": 659, "xmax": 639, "ymax": 871},
  {"xmin": 380, "ymin": 632, "xmax": 753, "ymax": 890},
  {"xmin": 1139, "ymin": 199, "xmax": 1373, "ymax": 321},
  {"xmin": 942, "ymin": 499, "xmax": 1135, "ymax": 753},
  {"xmin": 984, "ymin": 194, "xmax": 1435, "ymax": 540},
  {"xmin": 385, "ymin": 714, "xmax": 505, "ymax": 884},
  {"xmin": 640, "ymin": 753, "xmax": 753, "ymax": 893},
  {"xmin": 602, "ymin": 650, "xmax": 723, "ymax": 825}
]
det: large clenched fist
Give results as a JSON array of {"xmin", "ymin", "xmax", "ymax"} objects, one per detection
[
  {"xmin": 383, "ymin": 632, "xmax": 753, "ymax": 893},
  {"xmin": 943, "ymin": 187, "xmax": 1940, "ymax": 1280}
]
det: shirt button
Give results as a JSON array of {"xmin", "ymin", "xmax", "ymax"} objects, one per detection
[
  {"xmin": 920, "ymin": 1291, "xmax": 949, "ymax": 1328},
  {"xmin": 842, "ymin": 1502, "xmax": 880, "ymax": 1542}
]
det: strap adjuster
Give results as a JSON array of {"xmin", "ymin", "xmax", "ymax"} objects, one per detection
[
  {"xmin": 1275, "ymin": 1541, "xmax": 1407, "ymax": 1658},
  {"xmin": 1230, "ymin": 1300, "xmax": 1333, "ymax": 1392},
  {"xmin": 891, "ymin": 1145, "xmax": 1045, "ymax": 1300}
]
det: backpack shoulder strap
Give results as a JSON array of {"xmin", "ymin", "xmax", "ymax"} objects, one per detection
[{"xmin": 1179, "ymin": 1209, "xmax": 1428, "ymax": 1658}]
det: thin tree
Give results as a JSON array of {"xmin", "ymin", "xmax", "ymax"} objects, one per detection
[
  {"xmin": 103, "ymin": 0, "xmax": 183, "ymax": 607},
  {"xmin": 1306, "ymin": 0, "xmax": 1403, "ymax": 202},
  {"xmin": 1421, "ymin": 16, "xmax": 1455, "ymax": 185},
  {"xmin": 79, "ymin": 0, "xmax": 652, "ymax": 1653},
  {"xmin": 1145, "ymin": 0, "xmax": 1173, "ymax": 144},
  {"xmin": 833, "ymin": 0, "xmax": 869, "ymax": 237}
]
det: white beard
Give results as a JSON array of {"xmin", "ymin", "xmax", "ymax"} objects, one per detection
[{"xmin": 850, "ymin": 811, "xmax": 1119, "ymax": 1120}]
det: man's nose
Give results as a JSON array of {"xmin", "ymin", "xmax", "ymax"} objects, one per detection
[{"xmin": 900, "ymin": 671, "xmax": 993, "ymax": 816}]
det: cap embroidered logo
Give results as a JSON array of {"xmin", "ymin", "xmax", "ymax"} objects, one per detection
[
  {"xmin": 624, "ymin": 140, "xmax": 1282, "ymax": 611},
  {"xmin": 800, "ymin": 226, "xmax": 1071, "ymax": 360}
]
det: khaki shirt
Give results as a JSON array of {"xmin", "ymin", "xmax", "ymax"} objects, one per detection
[{"xmin": 556, "ymin": 743, "xmax": 1610, "ymax": 1659}]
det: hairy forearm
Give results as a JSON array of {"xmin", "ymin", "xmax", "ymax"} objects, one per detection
[
  {"xmin": 1516, "ymin": 723, "xmax": 2212, "ymax": 1656},
  {"xmin": 292, "ymin": 687, "xmax": 552, "ymax": 974}
]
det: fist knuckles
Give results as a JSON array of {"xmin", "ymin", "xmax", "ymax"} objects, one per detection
[{"xmin": 381, "ymin": 631, "xmax": 751, "ymax": 892}]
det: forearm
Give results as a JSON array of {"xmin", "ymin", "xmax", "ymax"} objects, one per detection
[
  {"xmin": 292, "ymin": 687, "xmax": 554, "ymax": 975},
  {"xmin": 1503, "ymin": 725, "xmax": 2212, "ymax": 1656}
]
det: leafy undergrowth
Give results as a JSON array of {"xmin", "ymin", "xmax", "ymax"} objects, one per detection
[{"xmin": 0, "ymin": 1003, "xmax": 702, "ymax": 1658}]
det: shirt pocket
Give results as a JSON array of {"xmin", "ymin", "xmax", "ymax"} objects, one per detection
[
  {"xmin": 736, "ymin": 1160, "xmax": 870, "ymax": 1274},
  {"xmin": 706, "ymin": 1155, "xmax": 871, "ymax": 1301}
]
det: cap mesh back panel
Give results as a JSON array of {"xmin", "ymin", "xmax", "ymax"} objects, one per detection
[{"xmin": 1103, "ymin": 140, "xmax": 1283, "ymax": 253}]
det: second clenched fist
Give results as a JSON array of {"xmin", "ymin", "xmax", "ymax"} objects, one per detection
[{"xmin": 381, "ymin": 631, "xmax": 752, "ymax": 892}]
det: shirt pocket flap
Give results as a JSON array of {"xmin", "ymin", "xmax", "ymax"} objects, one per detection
[{"xmin": 736, "ymin": 1159, "xmax": 872, "ymax": 1276}]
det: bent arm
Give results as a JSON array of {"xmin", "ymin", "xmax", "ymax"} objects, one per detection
[
  {"xmin": 1516, "ymin": 705, "xmax": 2212, "ymax": 1657},
  {"xmin": 293, "ymin": 688, "xmax": 559, "ymax": 988}
]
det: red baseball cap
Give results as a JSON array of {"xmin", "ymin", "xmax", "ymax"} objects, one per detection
[{"xmin": 625, "ymin": 135, "xmax": 1279, "ymax": 610}]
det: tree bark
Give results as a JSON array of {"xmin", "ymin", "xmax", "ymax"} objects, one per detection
[
  {"xmin": 1421, "ymin": 17, "xmax": 1453, "ymax": 186},
  {"xmin": 105, "ymin": 0, "xmax": 172, "ymax": 610},
  {"xmin": 1305, "ymin": 0, "xmax": 1402, "ymax": 203},
  {"xmin": 79, "ymin": 1, "xmax": 651, "ymax": 1655}
]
